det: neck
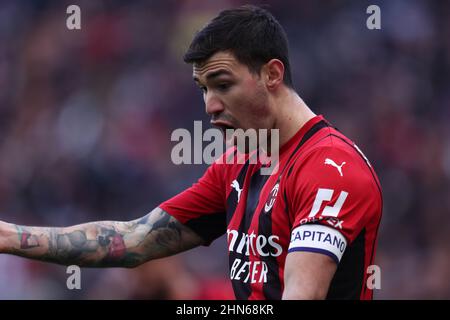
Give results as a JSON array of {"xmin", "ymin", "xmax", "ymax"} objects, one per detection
[{"xmin": 272, "ymin": 87, "xmax": 316, "ymax": 147}]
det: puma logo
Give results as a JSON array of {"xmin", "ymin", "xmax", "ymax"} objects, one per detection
[
  {"xmin": 231, "ymin": 180, "xmax": 243, "ymax": 203},
  {"xmin": 324, "ymin": 158, "xmax": 346, "ymax": 177}
]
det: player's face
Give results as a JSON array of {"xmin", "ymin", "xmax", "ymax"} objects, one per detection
[{"xmin": 193, "ymin": 51, "xmax": 273, "ymax": 145}]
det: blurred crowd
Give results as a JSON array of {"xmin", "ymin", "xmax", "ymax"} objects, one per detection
[{"xmin": 0, "ymin": 0, "xmax": 449, "ymax": 299}]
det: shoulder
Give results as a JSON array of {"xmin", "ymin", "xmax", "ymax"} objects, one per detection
[{"xmin": 283, "ymin": 131, "xmax": 379, "ymax": 197}]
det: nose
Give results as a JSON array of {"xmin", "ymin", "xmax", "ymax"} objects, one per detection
[{"xmin": 204, "ymin": 91, "xmax": 225, "ymax": 116}]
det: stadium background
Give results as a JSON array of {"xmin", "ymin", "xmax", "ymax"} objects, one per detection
[{"xmin": 0, "ymin": 0, "xmax": 449, "ymax": 299}]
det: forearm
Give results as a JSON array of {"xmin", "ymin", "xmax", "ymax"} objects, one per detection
[
  {"xmin": 282, "ymin": 286, "xmax": 328, "ymax": 300},
  {"xmin": 3, "ymin": 221, "xmax": 139, "ymax": 267},
  {"xmin": 282, "ymin": 251, "xmax": 337, "ymax": 300},
  {"xmin": 1, "ymin": 208, "xmax": 203, "ymax": 268}
]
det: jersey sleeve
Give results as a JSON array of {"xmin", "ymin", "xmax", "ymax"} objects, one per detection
[
  {"xmin": 284, "ymin": 145, "xmax": 380, "ymax": 263},
  {"xmin": 159, "ymin": 160, "xmax": 227, "ymax": 246}
]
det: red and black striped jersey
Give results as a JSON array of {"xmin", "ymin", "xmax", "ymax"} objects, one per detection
[{"xmin": 160, "ymin": 115, "xmax": 382, "ymax": 300}]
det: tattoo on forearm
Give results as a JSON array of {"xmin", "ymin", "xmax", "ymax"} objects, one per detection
[
  {"xmin": 17, "ymin": 226, "xmax": 40, "ymax": 249},
  {"xmin": 153, "ymin": 216, "xmax": 182, "ymax": 248},
  {"xmin": 10, "ymin": 208, "xmax": 202, "ymax": 268}
]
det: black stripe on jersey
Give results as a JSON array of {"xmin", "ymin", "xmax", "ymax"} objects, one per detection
[
  {"xmin": 326, "ymin": 228, "xmax": 366, "ymax": 300},
  {"xmin": 243, "ymin": 169, "xmax": 271, "ymax": 231},
  {"xmin": 258, "ymin": 201, "xmax": 282, "ymax": 299},
  {"xmin": 232, "ymin": 166, "xmax": 271, "ymax": 299},
  {"xmin": 226, "ymin": 160, "xmax": 254, "ymax": 299},
  {"xmin": 283, "ymin": 189, "xmax": 293, "ymax": 226}
]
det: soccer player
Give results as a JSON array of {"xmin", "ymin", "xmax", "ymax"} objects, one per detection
[{"xmin": 0, "ymin": 6, "xmax": 382, "ymax": 300}]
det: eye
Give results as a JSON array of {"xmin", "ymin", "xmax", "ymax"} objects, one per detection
[{"xmin": 217, "ymin": 83, "xmax": 231, "ymax": 92}]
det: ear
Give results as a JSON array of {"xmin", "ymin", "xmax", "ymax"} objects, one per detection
[{"xmin": 262, "ymin": 59, "xmax": 285, "ymax": 90}]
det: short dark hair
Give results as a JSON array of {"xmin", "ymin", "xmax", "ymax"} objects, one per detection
[{"xmin": 183, "ymin": 5, "xmax": 293, "ymax": 88}]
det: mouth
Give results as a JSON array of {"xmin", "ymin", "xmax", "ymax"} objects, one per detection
[
  {"xmin": 210, "ymin": 121, "xmax": 236, "ymax": 132},
  {"xmin": 211, "ymin": 120, "xmax": 238, "ymax": 145}
]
